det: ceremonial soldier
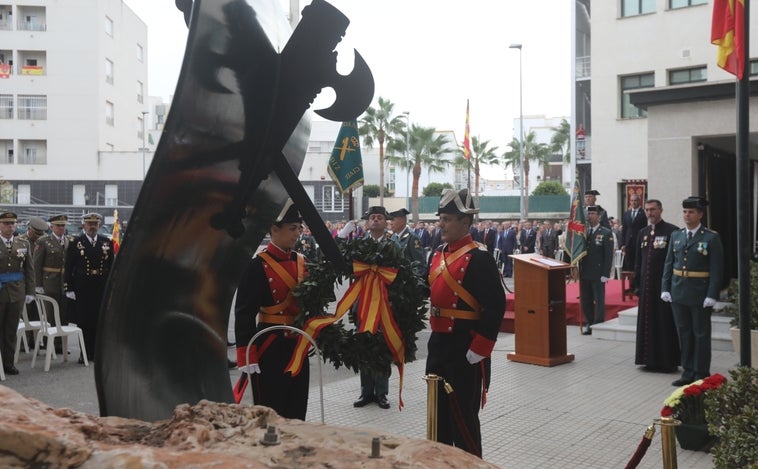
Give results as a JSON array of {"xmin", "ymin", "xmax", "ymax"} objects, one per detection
[
  {"xmin": 34, "ymin": 215, "xmax": 70, "ymax": 353},
  {"xmin": 426, "ymin": 189, "xmax": 505, "ymax": 457},
  {"xmin": 294, "ymin": 223, "xmax": 317, "ymax": 262},
  {"xmin": 18, "ymin": 216, "xmax": 47, "ymax": 342},
  {"xmin": 338, "ymin": 206, "xmax": 394, "ymax": 410},
  {"xmin": 584, "ymin": 190, "xmax": 611, "ymax": 229},
  {"xmin": 388, "ymin": 208, "xmax": 427, "ymax": 278},
  {"xmin": 661, "ymin": 196, "xmax": 723, "ymax": 387},
  {"xmin": 0, "ymin": 211, "xmax": 36, "ymax": 376},
  {"xmin": 579, "ymin": 205, "xmax": 614, "ymax": 335},
  {"xmin": 65, "ymin": 212, "xmax": 113, "ymax": 363},
  {"xmin": 235, "ymin": 201, "xmax": 310, "ymax": 419}
]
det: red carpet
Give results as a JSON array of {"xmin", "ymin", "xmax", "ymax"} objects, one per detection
[{"xmin": 501, "ymin": 279, "xmax": 638, "ymax": 332}]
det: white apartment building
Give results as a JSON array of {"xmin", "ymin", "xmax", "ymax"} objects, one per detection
[
  {"xmin": 574, "ymin": 0, "xmax": 758, "ymax": 278},
  {"xmin": 0, "ymin": 0, "xmax": 149, "ymax": 220}
]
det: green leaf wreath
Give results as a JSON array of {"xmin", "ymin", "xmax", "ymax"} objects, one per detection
[{"xmin": 292, "ymin": 236, "xmax": 428, "ymax": 378}]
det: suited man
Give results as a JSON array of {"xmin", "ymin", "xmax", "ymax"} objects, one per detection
[
  {"xmin": 519, "ymin": 220, "xmax": 537, "ymax": 254},
  {"xmin": 539, "ymin": 221, "xmax": 558, "ymax": 257},
  {"xmin": 34, "ymin": 214, "xmax": 70, "ymax": 353},
  {"xmin": 584, "ymin": 190, "xmax": 611, "ymax": 229},
  {"xmin": 430, "ymin": 222, "xmax": 443, "ymax": 251},
  {"xmin": 389, "ymin": 208, "xmax": 427, "ymax": 278},
  {"xmin": 482, "ymin": 221, "xmax": 497, "ymax": 255},
  {"xmin": 65, "ymin": 212, "xmax": 114, "ymax": 363},
  {"xmin": 500, "ymin": 221, "xmax": 518, "ymax": 277},
  {"xmin": 661, "ymin": 196, "xmax": 723, "ymax": 387},
  {"xmin": 579, "ymin": 206, "xmax": 614, "ymax": 335},
  {"xmin": 621, "ymin": 193, "xmax": 647, "ymax": 271}
]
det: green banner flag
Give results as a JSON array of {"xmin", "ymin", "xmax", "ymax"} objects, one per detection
[
  {"xmin": 564, "ymin": 178, "xmax": 587, "ymax": 265},
  {"xmin": 328, "ymin": 120, "xmax": 364, "ymax": 194}
]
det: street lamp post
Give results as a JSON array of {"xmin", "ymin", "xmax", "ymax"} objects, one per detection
[
  {"xmin": 141, "ymin": 111, "xmax": 148, "ymax": 178},
  {"xmin": 509, "ymin": 43, "xmax": 526, "ymax": 220},
  {"xmin": 403, "ymin": 111, "xmax": 410, "ymax": 205}
]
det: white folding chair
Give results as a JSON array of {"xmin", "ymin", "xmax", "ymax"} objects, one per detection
[
  {"xmin": 31, "ymin": 294, "xmax": 88, "ymax": 371},
  {"xmin": 0, "ymin": 350, "xmax": 5, "ymax": 381},
  {"xmin": 15, "ymin": 303, "xmax": 50, "ymax": 364}
]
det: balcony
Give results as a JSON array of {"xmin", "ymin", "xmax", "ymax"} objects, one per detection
[
  {"xmin": 18, "ymin": 21, "xmax": 46, "ymax": 31},
  {"xmin": 576, "ymin": 55, "xmax": 591, "ymax": 80}
]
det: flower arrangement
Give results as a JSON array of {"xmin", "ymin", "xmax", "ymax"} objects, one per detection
[{"xmin": 661, "ymin": 373, "xmax": 727, "ymax": 424}]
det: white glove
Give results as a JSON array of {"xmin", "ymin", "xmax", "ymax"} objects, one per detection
[
  {"xmin": 600, "ymin": 276, "xmax": 609, "ymax": 283},
  {"xmin": 466, "ymin": 349, "xmax": 485, "ymax": 364},
  {"xmin": 337, "ymin": 220, "xmax": 357, "ymax": 238},
  {"xmin": 238, "ymin": 364, "xmax": 261, "ymax": 375},
  {"xmin": 24, "ymin": 295, "xmax": 35, "ymax": 304},
  {"xmin": 35, "ymin": 287, "xmax": 45, "ymax": 294},
  {"xmin": 660, "ymin": 291, "xmax": 672, "ymax": 303},
  {"xmin": 66, "ymin": 291, "xmax": 76, "ymax": 300},
  {"xmin": 703, "ymin": 297, "xmax": 717, "ymax": 308}
]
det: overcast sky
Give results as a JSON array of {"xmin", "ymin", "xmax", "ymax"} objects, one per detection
[{"xmin": 123, "ymin": 0, "xmax": 571, "ymax": 178}]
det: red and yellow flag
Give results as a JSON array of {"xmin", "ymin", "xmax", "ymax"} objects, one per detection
[
  {"xmin": 462, "ymin": 99, "xmax": 472, "ymax": 160},
  {"xmin": 111, "ymin": 209, "xmax": 121, "ymax": 254},
  {"xmin": 711, "ymin": 0, "xmax": 745, "ymax": 79}
]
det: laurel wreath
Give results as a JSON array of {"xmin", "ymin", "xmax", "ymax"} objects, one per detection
[{"xmin": 291, "ymin": 236, "xmax": 428, "ymax": 378}]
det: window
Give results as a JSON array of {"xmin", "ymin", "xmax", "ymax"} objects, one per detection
[
  {"xmin": 105, "ymin": 58, "xmax": 114, "ymax": 84},
  {"xmin": 105, "ymin": 184, "xmax": 118, "ymax": 206},
  {"xmin": 136, "ymin": 44, "xmax": 143, "ymax": 62},
  {"xmin": 388, "ymin": 167, "xmax": 396, "ymax": 192},
  {"xmin": 321, "ymin": 185, "xmax": 345, "ymax": 213},
  {"xmin": 18, "ymin": 139, "xmax": 46, "ymax": 164},
  {"xmin": 73, "ymin": 185, "xmax": 86, "ymax": 205},
  {"xmin": 749, "ymin": 60, "xmax": 758, "ymax": 76},
  {"xmin": 620, "ymin": 73, "xmax": 654, "ymax": 118},
  {"xmin": 105, "ymin": 16, "xmax": 113, "ymax": 36},
  {"xmin": 669, "ymin": 0, "xmax": 707, "ymax": 8},
  {"xmin": 0, "ymin": 95, "xmax": 12, "ymax": 119},
  {"xmin": 105, "ymin": 101, "xmax": 114, "ymax": 126},
  {"xmin": 137, "ymin": 80, "xmax": 143, "ymax": 103},
  {"xmin": 669, "ymin": 66, "xmax": 707, "ymax": 85},
  {"xmin": 454, "ymin": 167, "xmax": 467, "ymax": 190},
  {"xmin": 622, "ymin": 0, "xmax": 655, "ymax": 17},
  {"xmin": 17, "ymin": 95, "xmax": 47, "ymax": 120},
  {"xmin": 0, "ymin": 140, "xmax": 12, "ymax": 164}
]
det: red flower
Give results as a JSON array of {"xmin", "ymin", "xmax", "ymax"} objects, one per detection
[
  {"xmin": 683, "ymin": 385, "xmax": 703, "ymax": 396},
  {"xmin": 661, "ymin": 406, "xmax": 674, "ymax": 417}
]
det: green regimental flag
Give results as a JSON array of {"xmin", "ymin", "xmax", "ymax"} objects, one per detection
[
  {"xmin": 564, "ymin": 178, "xmax": 587, "ymax": 265},
  {"xmin": 328, "ymin": 120, "xmax": 364, "ymax": 194}
]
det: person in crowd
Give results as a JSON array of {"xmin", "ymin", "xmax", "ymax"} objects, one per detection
[
  {"xmin": 234, "ymin": 201, "xmax": 310, "ymax": 419},
  {"xmin": 294, "ymin": 223, "xmax": 317, "ymax": 262},
  {"xmin": 339, "ymin": 206, "xmax": 394, "ymax": 410},
  {"xmin": 539, "ymin": 220, "xmax": 558, "ymax": 258},
  {"xmin": 33, "ymin": 214, "xmax": 70, "ymax": 354},
  {"xmin": 661, "ymin": 196, "xmax": 723, "ymax": 387},
  {"xmin": 632, "ymin": 199, "xmax": 680, "ymax": 373},
  {"xmin": 579, "ymin": 206, "xmax": 614, "ymax": 335},
  {"xmin": 622, "ymin": 193, "xmax": 647, "ymax": 272},
  {"xmin": 389, "ymin": 208, "xmax": 427, "ymax": 278},
  {"xmin": 519, "ymin": 220, "xmax": 537, "ymax": 254},
  {"xmin": 65, "ymin": 212, "xmax": 113, "ymax": 363},
  {"xmin": 584, "ymin": 190, "xmax": 611, "ymax": 229},
  {"xmin": 426, "ymin": 188, "xmax": 505, "ymax": 458},
  {"xmin": 500, "ymin": 220, "xmax": 518, "ymax": 276},
  {"xmin": 18, "ymin": 216, "xmax": 47, "ymax": 344},
  {"xmin": 0, "ymin": 211, "xmax": 36, "ymax": 375}
]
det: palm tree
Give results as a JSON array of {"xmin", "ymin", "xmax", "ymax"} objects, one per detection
[
  {"xmin": 502, "ymin": 130, "xmax": 551, "ymax": 216},
  {"xmin": 550, "ymin": 118, "xmax": 571, "ymax": 163},
  {"xmin": 386, "ymin": 124, "xmax": 451, "ymax": 222},
  {"xmin": 358, "ymin": 97, "xmax": 406, "ymax": 205},
  {"xmin": 453, "ymin": 136, "xmax": 500, "ymax": 213}
]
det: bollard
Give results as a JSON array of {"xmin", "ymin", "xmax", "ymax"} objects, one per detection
[
  {"xmin": 260, "ymin": 425, "xmax": 280, "ymax": 446},
  {"xmin": 423, "ymin": 374, "xmax": 442, "ymax": 441},
  {"xmin": 658, "ymin": 416, "xmax": 679, "ymax": 469},
  {"xmin": 370, "ymin": 437, "xmax": 381, "ymax": 458}
]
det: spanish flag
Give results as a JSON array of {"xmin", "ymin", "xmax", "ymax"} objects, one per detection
[
  {"xmin": 463, "ymin": 99, "xmax": 472, "ymax": 160},
  {"xmin": 711, "ymin": 0, "xmax": 745, "ymax": 79},
  {"xmin": 111, "ymin": 209, "xmax": 121, "ymax": 255}
]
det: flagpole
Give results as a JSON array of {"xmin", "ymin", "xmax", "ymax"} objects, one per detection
[{"xmin": 736, "ymin": 0, "xmax": 751, "ymax": 367}]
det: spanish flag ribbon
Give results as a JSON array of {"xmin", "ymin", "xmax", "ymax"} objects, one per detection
[{"xmin": 284, "ymin": 261, "xmax": 407, "ymax": 408}]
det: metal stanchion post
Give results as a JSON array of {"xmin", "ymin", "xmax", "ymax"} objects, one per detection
[
  {"xmin": 423, "ymin": 374, "xmax": 442, "ymax": 441},
  {"xmin": 659, "ymin": 416, "xmax": 680, "ymax": 469}
]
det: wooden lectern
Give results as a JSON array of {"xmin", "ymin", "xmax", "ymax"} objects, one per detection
[{"xmin": 507, "ymin": 253, "xmax": 574, "ymax": 366}]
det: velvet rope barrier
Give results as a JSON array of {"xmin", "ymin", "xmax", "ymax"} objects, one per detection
[{"xmin": 624, "ymin": 423, "xmax": 656, "ymax": 469}]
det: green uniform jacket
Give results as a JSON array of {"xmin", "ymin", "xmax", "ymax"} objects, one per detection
[
  {"xmin": 391, "ymin": 226, "xmax": 427, "ymax": 277},
  {"xmin": 34, "ymin": 234, "xmax": 69, "ymax": 297},
  {"xmin": 661, "ymin": 226, "xmax": 723, "ymax": 306},
  {"xmin": 579, "ymin": 225, "xmax": 614, "ymax": 280},
  {"xmin": 0, "ymin": 237, "xmax": 35, "ymax": 302}
]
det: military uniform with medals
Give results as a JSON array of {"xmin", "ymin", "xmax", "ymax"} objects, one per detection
[
  {"xmin": 34, "ymin": 215, "xmax": 69, "ymax": 319},
  {"xmin": 389, "ymin": 208, "xmax": 427, "ymax": 278},
  {"xmin": 579, "ymin": 206, "xmax": 614, "ymax": 333}
]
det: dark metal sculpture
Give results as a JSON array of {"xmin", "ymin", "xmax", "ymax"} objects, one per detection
[{"xmin": 96, "ymin": 0, "xmax": 374, "ymax": 421}]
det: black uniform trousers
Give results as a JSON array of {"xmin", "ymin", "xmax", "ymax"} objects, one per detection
[
  {"xmin": 426, "ymin": 327, "xmax": 484, "ymax": 457},
  {"xmin": 251, "ymin": 328, "xmax": 309, "ymax": 420},
  {"xmin": 72, "ymin": 276, "xmax": 106, "ymax": 360}
]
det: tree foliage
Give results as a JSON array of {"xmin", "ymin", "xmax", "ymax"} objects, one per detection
[
  {"xmin": 359, "ymin": 97, "xmax": 405, "ymax": 205},
  {"xmin": 533, "ymin": 180, "xmax": 568, "ymax": 196},
  {"xmin": 423, "ymin": 182, "xmax": 454, "ymax": 197}
]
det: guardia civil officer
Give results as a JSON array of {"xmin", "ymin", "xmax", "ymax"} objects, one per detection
[
  {"xmin": 0, "ymin": 211, "xmax": 36, "ymax": 376},
  {"xmin": 388, "ymin": 208, "xmax": 427, "ymax": 278},
  {"xmin": 235, "ymin": 201, "xmax": 310, "ymax": 420},
  {"xmin": 65, "ymin": 212, "xmax": 113, "ymax": 363},
  {"xmin": 34, "ymin": 215, "xmax": 70, "ymax": 353},
  {"xmin": 661, "ymin": 196, "xmax": 723, "ymax": 387},
  {"xmin": 579, "ymin": 206, "xmax": 614, "ymax": 335},
  {"xmin": 584, "ymin": 190, "xmax": 611, "ymax": 229},
  {"xmin": 426, "ymin": 189, "xmax": 505, "ymax": 457}
]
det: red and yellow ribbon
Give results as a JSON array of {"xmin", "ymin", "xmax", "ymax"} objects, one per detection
[{"xmin": 285, "ymin": 260, "xmax": 407, "ymax": 407}]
